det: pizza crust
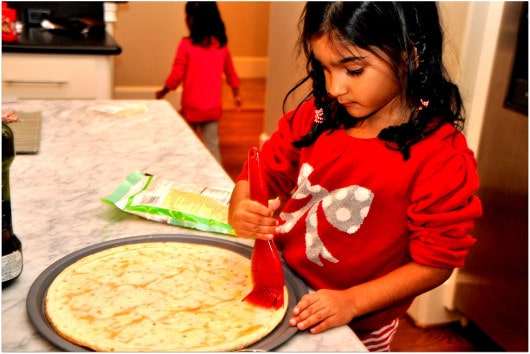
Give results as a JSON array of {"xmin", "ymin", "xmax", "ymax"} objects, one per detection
[{"xmin": 44, "ymin": 242, "xmax": 288, "ymax": 352}]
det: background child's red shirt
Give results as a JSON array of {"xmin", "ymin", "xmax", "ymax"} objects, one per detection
[{"xmin": 164, "ymin": 37, "xmax": 239, "ymax": 123}]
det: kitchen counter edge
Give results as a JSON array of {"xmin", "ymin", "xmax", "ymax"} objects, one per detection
[{"xmin": 2, "ymin": 29, "xmax": 122, "ymax": 55}]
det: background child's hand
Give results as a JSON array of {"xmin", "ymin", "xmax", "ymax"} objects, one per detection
[
  {"xmin": 155, "ymin": 87, "xmax": 169, "ymax": 99},
  {"xmin": 289, "ymin": 289, "xmax": 356, "ymax": 334},
  {"xmin": 234, "ymin": 95, "xmax": 242, "ymax": 111},
  {"xmin": 232, "ymin": 87, "xmax": 242, "ymax": 111}
]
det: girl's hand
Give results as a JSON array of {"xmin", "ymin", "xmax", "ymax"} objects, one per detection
[
  {"xmin": 228, "ymin": 180, "xmax": 281, "ymax": 240},
  {"xmin": 289, "ymin": 289, "xmax": 356, "ymax": 334},
  {"xmin": 229, "ymin": 197, "xmax": 281, "ymax": 240}
]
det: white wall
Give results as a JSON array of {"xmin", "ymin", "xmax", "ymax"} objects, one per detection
[
  {"xmin": 263, "ymin": 2, "xmax": 306, "ymax": 137},
  {"xmin": 112, "ymin": 2, "xmax": 270, "ymax": 112},
  {"xmin": 457, "ymin": 2, "xmax": 506, "ymax": 155}
]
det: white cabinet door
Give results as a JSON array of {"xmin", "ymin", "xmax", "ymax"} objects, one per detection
[{"xmin": 2, "ymin": 53, "xmax": 112, "ymax": 100}]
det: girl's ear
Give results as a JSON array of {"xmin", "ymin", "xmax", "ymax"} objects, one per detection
[
  {"xmin": 397, "ymin": 46, "xmax": 418, "ymax": 82},
  {"xmin": 399, "ymin": 45, "xmax": 420, "ymax": 74},
  {"xmin": 411, "ymin": 45, "xmax": 420, "ymax": 70}
]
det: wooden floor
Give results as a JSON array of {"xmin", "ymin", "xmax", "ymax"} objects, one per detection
[
  {"xmin": 218, "ymin": 79, "xmax": 497, "ymax": 352},
  {"xmin": 219, "ymin": 78, "xmax": 266, "ymax": 181}
]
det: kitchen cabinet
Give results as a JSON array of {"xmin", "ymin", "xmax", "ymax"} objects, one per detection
[
  {"xmin": 1, "ymin": 2, "xmax": 121, "ymax": 100},
  {"xmin": 2, "ymin": 53, "xmax": 113, "ymax": 100}
]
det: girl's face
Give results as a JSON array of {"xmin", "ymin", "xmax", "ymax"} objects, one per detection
[{"xmin": 311, "ymin": 37, "xmax": 407, "ymax": 132}]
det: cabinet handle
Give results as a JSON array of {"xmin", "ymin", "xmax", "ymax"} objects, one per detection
[{"xmin": 3, "ymin": 80, "xmax": 69, "ymax": 86}]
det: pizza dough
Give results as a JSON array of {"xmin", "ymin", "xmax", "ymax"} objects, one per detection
[{"xmin": 44, "ymin": 242, "xmax": 288, "ymax": 352}]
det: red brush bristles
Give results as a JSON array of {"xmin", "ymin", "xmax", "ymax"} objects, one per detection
[{"xmin": 244, "ymin": 287, "xmax": 284, "ymax": 309}]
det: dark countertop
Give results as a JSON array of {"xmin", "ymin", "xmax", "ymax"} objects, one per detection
[{"xmin": 2, "ymin": 27, "xmax": 121, "ymax": 55}]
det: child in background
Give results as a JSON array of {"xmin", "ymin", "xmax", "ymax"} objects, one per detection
[
  {"xmin": 156, "ymin": 1, "xmax": 241, "ymax": 163},
  {"xmin": 228, "ymin": 2, "xmax": 482, "ymax": 351}
]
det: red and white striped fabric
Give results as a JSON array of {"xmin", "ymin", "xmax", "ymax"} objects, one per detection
[{"xmin": 357, "ymin": 318, "xmax": 399, "ymax": 352}]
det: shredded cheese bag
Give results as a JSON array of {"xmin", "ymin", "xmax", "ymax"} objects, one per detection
[{"xmin": 102, "ymin": 171, "xmax": 235, "ymax": 235}]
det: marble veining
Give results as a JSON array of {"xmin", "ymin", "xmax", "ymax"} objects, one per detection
[{"xmin": 2, "ymin": 100, "xmax": 366, "ymax": 352}]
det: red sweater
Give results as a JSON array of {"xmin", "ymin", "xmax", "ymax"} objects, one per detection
[
  {"xmin": 237, "ymin": 99, "xmax": 482, "ymax": 330},
  {"xmin": 164, "ymin": 37, "xmax": 240, "ymax": 123}
]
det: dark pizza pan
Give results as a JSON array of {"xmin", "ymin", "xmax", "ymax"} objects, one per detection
[{"xmin": 26, "ymin": 234, "xmax": 308, "ymax": 352}]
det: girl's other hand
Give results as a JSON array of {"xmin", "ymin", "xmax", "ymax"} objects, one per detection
[{"xmin": 289, "ymin": 289, "xmax": 356, "ymax": 334}]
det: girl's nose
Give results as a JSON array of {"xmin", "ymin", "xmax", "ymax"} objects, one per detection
[{"xmin": 326, "ymin": 73, "xmax": 347, "ymax": 98}]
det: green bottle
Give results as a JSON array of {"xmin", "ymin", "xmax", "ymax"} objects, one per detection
[{"xmin": 2, "ymin": 122, "xmax": 22, "ymax": 287}]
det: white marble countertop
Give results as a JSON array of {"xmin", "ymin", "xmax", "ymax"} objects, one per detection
[{"xmin": 1, "ymin": 100, "xmax": 366, "ymax": 352}]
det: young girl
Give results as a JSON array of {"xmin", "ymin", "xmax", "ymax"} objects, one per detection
[
  {"xmin": 228, "ymin": 2, "xmax": 482, "ymax": 351},
  {"xmin": 156, "ymin": 1, "xmax": 241, "ymax": 163}
]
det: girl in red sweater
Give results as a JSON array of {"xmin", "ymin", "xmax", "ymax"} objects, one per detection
[
  {"xmin": 229, "ymin": 2, "xmax": 482, "ymax": 351},
  {"xmin": 156, "ymin": 2, "xmax": 241, "ymax": 163}
]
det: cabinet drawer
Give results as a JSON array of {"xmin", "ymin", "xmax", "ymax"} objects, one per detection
[{"xmin": 2, "ymin": 53, "xmax": 112, "ymax": 100}]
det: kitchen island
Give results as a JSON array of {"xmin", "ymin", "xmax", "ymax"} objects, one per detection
[{"xmin": 1, "ymin": 100, "xmax": 366, "ymax": 352}]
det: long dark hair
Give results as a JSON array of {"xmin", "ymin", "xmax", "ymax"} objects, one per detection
[
  {"xmin": 186, "ymin": 1, "xmax": 227, "ymax": 47},
  {"xmin": 290, "ymin": 2, "xmax": 464, "ymax": 160}
]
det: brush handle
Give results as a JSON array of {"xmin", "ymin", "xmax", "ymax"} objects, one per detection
[
  {"xmin": 247, "ymin": 147, "xmax": 283, "ymax": 268},
  {"xmin": 246, "ymin": 147, "xmax": 285, "ymax": 306},
  {"xmin": 248, "ymin": 146, "xmax": 268, "ymax": 206}
]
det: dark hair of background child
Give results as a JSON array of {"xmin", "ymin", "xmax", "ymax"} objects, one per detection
[{"xmin": 185, "ymin": 1, "xmax": 228, "ymax": 47}]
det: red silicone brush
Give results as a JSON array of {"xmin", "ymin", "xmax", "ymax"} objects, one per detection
[{"xmin": 243, "ymin": 147, "xmax": 285, "ymax": 309}]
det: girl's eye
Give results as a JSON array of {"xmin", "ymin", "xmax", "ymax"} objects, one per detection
[{"xmin": 346, "ymin": 68, "xmax": 363, "ymax": 76}]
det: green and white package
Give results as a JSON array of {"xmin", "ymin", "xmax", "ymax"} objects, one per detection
[{"xmin": 102, "ymin": 171, "xmax": 235, "ymax": 235}]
